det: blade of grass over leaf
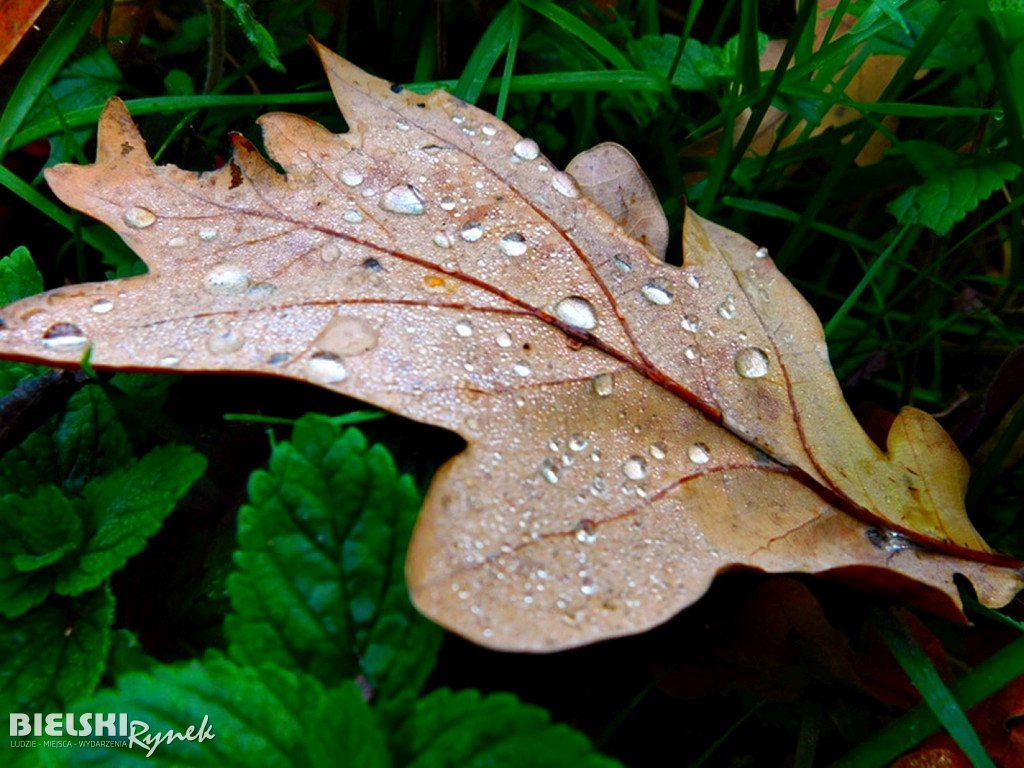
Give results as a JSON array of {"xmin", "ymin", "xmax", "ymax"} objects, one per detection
[
  {"xmin": 222, "ymin": 410, "xmax": 385, "ymax": 426},
  {"xmin": 454, "ymin": 2, "xmax": 520, "ymax": 105},
  {"xmin": 832, "ymin": 632, "xmax": 1024, "ymax": 768},
  {"xmin": 728, "ymin": 0, "xmax": 816, "ymax": 175},
  {"xmin": 871, "ymin": 610, "xmax": 995, "ymax": 768},
  {"xmin": 11, "ymin": 68, "xmax": 670, "ymax": 152},
  {"xmin": 0, "ymin": 0, "xmax": 107, "ymax": 162}
]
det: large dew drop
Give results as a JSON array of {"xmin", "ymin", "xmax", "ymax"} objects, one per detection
[
  {"xmin": 688, "ymin": 443, "xmax": 711, "ymax": 464},
  {"xmin": 513, "ymin": 138, "xmax": 540, "ymax": 160},
  {"xmin": 574, "ymin": 519, "xmax": 598, "ymax": 544},
  {"xmin": 498, "ymin": 233, "xmax": 528, "ymax": 257},
  {"xmin": 735, "ymin": 347, "xmax": 770, "ymax": 379},
  {"xmin": 307, "ymin": 352, "xmax": 348, "ymax": 384},
  {"xmin": 205, "ymin": 265, "xmax": 251, "ymax": 296},
  {"xmin": 460, "ymin": 222, "xmax": 484, "ymax": 242},
  {"xmin": 90, "ymin": 299, "xmax": 114, "ymax": 314},
  {"xmin": 622, "ymin": 455, "xmax": 647, "ymax": 480},
  {"xmin": 554, "ymin": 296, "xmax": 597, "ymax": 330},
  {"xmin": 551, "ymin": 172, "xmax": 580, "ymax": 198},
  {"xmin": 340, "ymin": 169, "xmax": 364, "ymax": 187},
  {"xmin": 42, "ymin": 323, "xmax": 88, "ymax": 351},
  {"xmin": 123, "ymin": 206, "xmax": 156, "ymax": 229},
  {"xmin": 380, "ymin": 184, "xmax": 426, "ymax": 215},
  {"xmin": 207, "ymin": 328, "xmax": 245, "ymax": 355},
  {"xmin": 539, "ymin": 458, "xmax": 560, "ymax": 484},
  {"xmin": 591, "ymin": 373, "xmax": 614, "ymax": 397},
  {"xmin": 316, "ymin": 316, "xmax": 379, "ymax": 357},
  {"xmin": 641, "ymin": 282, "xmax": 673, "ymax": 306}
]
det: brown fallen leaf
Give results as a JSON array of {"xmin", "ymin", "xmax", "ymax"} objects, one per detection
[{"xmin": 0, "ymin": 42, "xmax": 1020, "ymax": 651}]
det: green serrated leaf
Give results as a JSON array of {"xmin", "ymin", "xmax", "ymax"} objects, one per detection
[
  {"xmin": 631, "ymin": 31, "xmax": 767, "ymax": 92},
  {"xmin": 0, "ymin": 585, "xmax": 112, "ymax": 714},
  {"xmin": 0, "ymin": 487, "xmax": 81, "ymax": 616},
  {"xmin": 390, "ymin": 688, "xmax": 623, "ymax": 768},
  {"xmin": 63, "ymin": 656, "xmax": 388, "ymax": 767},
  {"xmin": 888, "ymin": 155, "xmax": 1021, "ymax": 235},
  {"xmin": 60, "ymin": 445, "xmax": 207, "ymax": 596},
  {"xmin": 0, "ymin": 247, "xmax": 44, "ymax": 307},
  {"xmin": 25, "ymin": 46, "xmax": 125, "ymax": 168},
  {"xmin": 0, "ymin": 384, "xmax": 130, "ymax": 497},
  {"xmin": 226, "ymin": 415, "xmax": 441, "ymax": 699},
  {"xmin": 222, "ymin": 0, "xmax": 286, "ymax": 72},
  {"xmin": 102, "ymin": 629, "xmax": 156, "ymax": 683}
]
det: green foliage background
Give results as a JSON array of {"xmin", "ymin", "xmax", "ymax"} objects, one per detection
[{"xmin": 1, "ymin": 1, "xmax": 1023, "ymax": 766}]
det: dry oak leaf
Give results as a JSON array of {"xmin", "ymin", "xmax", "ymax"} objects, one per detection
[{"xmin": 0, "ymin": 43, "xmax": 1021, "ymax": 651}]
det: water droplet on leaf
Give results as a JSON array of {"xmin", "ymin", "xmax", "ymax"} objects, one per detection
[
  {"xmin": 735, "ymin": 347, "xmax": 770, "ymax": 379},
  {"xmin": 513, "ymin": 138, "xmax": 540, "ymax": 160},
  {"xmin": 499, "ymin": 232, "xmax": 527, "ymax": 256},
  {"xmin": 42, "ymin": 323, "xmax": 88, "ymax": 351},
  {"xmin": 591, "ymin": 373, "xmax": 614, "ymax": 397},
  {"xmin": 380, "ymin": 184, "xmax": 426, "ymax": 215},
  {"xmin": 688, "ymin": 443, "xmax": 711, "ymax": 464},
  {"xmin": 641, "ymin": 282, "xmax": 673, "ymax": 305},
  {"xmin": 460, "ymin": 222, "xmax": 484, "ymax": 242},
  {"xmin": 554, "ymin": 296, "xmax": 597, "ymax": 330},
  {"xmin": 123, "ymin": 206, "xmax": 156, "ymax": 228}
]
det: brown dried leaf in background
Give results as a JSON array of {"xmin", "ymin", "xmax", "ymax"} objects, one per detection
[
  {"xmin": 0, "ymin": 0, "xmax": 50, "ymax": 68},
  {"xmin": 0, "ymin": 42, "xmax": 1019, "ymax": 651}
]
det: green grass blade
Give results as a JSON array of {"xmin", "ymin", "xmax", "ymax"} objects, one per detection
[
  {"xmin": 830, "ymin": 628, "xmax": 1024, "ymax": 767},
  {"xmin": 966, "ymin": 397, "xmax": 1024, "ymax": 510},
  {"xmin": 454, "ymin": 2, "xmax": 519, "ymax": 104},
  {"xmin": 824, "ymin": 226, "xmax": 909, "ymax": 338},
  {"xmin": 495, "ymin": 4, "xmax": 524, "ymax": 119},
  {"xmin": 0, "ymin": 0, "xmax": 108, "ymax": 162},
  {"xmin": 0, "ymin": 165, "xmax": 121, "ymax": 255},
  {"xmin": 518, "ymin": 0, "xmax": 635, "ymax": 71},
  {"xmin": 729, "ymin": 0, "xmax": 816, "ymax": 175},
  {"xmin": 737, "ymin": 0, "xmax": 761, "ymax": 94},
  {"xmin": 775, "ymin": 0, "xmax": 961, "ymax": 268},
  {"xmin": 868, "ymin": 611, "xmax": 996, "ymax": 768},
  {"xmin": 969, "ymin": 2, "xmax": 1024, "ymax": 306}
]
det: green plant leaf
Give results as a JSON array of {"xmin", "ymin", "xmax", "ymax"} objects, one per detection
[
  {"xmin": 64, "ymin": 657, "xmax": 388, "ymax": 767},
  {"xmin": 389, "ymin": 688, "xmax": 623, "ymax": 768},
  {"xmin": 60, "ymin": 445, "xmax": 207, "ymax": 596},
  {"xmin": 226, "ymin": 416, "xmax": 441, "ymax": 699},
  {"xmin": 0, "ymin": 585, "xmax": 113, "ymax": 713},
  {"xmin": 0, "ymin": 246, "xmax": 43, "ymax": 307},
  {"xmin": 223, "ymin": 0, "xmax": 286, "ymax": 72},
  {"xmin": 25, "ymin": 46, "xmax": 125, "ymax": 167},
  {"xmin": 0, "ymin": 446, "xmax": 204, "ymax": 616},
  {"xmin": 0, "ymin": 487, "xmax": 81, "ymax": 616},
  {"xmin": 0, "ymin": 384, "xmax": 131, "ymax": 497},
  {"xmin": 888, "ymin": 142, "xmax": 1021, "ymax": 235},
  {"xmin": 631, "ymin": 32, "xmax": 767, "ymax": 92}
]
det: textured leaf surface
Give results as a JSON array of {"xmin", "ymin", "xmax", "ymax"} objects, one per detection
[
  {"xmin": 226, "ymin": 415, "xmax": 441, "ymax": 698},
  {"xmin": 888, "ymin": 141, "xmax": 1021, "ymax": 235},
  {"xmin": 0, "ymin": 585, "xmax": 112, "ymax": 714},
  {"xmin": 390, "ymin": 688, "xmax": 621, "ymax": 768},
  {"xmin": 0, "ymin": 445, "xmax": 205, "ymax": 616},
  {"xmin": 65, "ymin": 656, "xmax": 389, "ymax": 767},
  {"xmin": 0, "ymin": 43, "xmax": 1020, "ymax": 650}
]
